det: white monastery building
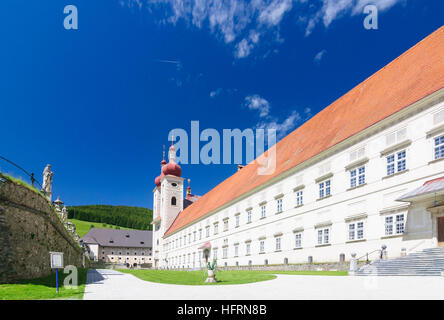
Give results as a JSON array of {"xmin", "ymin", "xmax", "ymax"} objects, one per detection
[
  {"xmin": 152, "ymin": 27, "xmax": 444, "ymax": 269},
  {"xmin": 82, "ymin": 229, "xmax": 153, "ymax": 267}
]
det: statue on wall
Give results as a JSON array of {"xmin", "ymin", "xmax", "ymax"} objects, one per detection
[
  {"xmin": 41, "ymin": 164, "xmax": 53, "ymax": 201},
  {"xmin": 61, "ymin": 206, "xmax": 68, "ymax": 223}
]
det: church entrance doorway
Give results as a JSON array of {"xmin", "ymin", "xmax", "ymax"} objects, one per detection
[{"xmin": 438, "ymin": 217, "xmax": 444, "ymax": 247}]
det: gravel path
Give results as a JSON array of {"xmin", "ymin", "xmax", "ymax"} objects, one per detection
[{"xmin": 83, "ymin": 269, "xmax": 444, "ymax": 300}]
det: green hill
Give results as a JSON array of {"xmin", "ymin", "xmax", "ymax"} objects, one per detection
[
  {"xmin": 68, "ymin": 219, "xmax": 136, "ymax": 238},
  {"xmin": 67, "ymin": 205, "xmax": 153, "ymax": 231}
]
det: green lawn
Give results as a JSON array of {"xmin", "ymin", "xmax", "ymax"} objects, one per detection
[
  {"xmin": 119, "ymin": 269, "xmax": 347, "ymax": 286},
  {"xmin": 0, "ymin": 268, "xmax": 88, "ymax": 300},
  {"xmin": 69, "ymin": 219, "xmax": 135, "ymax": 238}
]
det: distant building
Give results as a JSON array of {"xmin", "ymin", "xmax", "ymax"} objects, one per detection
[
  {"xmin": 82, "ymin": 229, "xmax": 153, "ymax": 267},
  {"xmin": 152, "ymin": 27, "xmax": 444, "ymax": 269}
]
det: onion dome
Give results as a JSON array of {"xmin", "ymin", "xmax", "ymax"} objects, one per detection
[
  {"xmin": 154, "ymin": 173, "xmax": 163, "ymax": 187},
  {"xmin": 161, "ymin": 161, "xmax": 182, "ymax": 177},
  {"xmin": 161, "ymin": 142, "xmax": 182, "ymax": 177}
]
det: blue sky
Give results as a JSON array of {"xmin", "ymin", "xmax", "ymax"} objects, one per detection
[{"xmin": 0, "ymin": 0, "xmax": 442, "ymax": 209}]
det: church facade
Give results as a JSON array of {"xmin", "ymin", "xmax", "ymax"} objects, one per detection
[{"xmin": 152, "ymin": 27, "xmax": 444, "ymax": 269}]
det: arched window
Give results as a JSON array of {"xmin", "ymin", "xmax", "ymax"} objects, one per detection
[{"xmin": 171, "ymin": 196, "xmax": 177, "ymax": 206}]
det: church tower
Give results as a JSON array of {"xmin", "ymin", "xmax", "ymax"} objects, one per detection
[{"xmin": 152, "ymin": 141, "xmax": 184, "ymax": 268}]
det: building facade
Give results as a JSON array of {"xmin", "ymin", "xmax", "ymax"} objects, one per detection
[
  {"xmin": 82, "ymin": 229, "xmax": 153, "ymax": 267},
  {"xmin": 152, "ymin": 27, "xmax": 444, "ymax": 269}
]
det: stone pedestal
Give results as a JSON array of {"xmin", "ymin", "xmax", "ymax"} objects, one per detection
[
  {"xmin": 205, "ymin": 270, "xmax": 217, "ymax": 283},
  {"xmin": 349, "ymin": 253, "xmax": 358, "ymax": 276}
]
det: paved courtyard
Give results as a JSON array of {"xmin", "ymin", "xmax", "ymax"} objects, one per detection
[{"xmin": 83, "ymin": 269, "xmax": 444, "ymax": 300}]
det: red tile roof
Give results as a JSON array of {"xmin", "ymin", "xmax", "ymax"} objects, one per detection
[{"xmin": 164, "ymin": 26, "xmax": 444, "ymax": 237}]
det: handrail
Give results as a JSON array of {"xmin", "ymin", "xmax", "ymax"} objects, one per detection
[
  {"xmin": 357, "ymin": 249, "xmax": 382, "ymax": 264},
  {"xmin": 0, "ymin": 155, "xmax": 43, "ymax": 190}
]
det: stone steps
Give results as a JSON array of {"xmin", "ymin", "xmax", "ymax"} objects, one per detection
[{"xmin": 355, "ymin": 247, "xmax": 444, "ymax": 276}]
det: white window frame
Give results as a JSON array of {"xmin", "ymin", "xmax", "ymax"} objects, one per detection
[
  {"xmin": 223, "ymin": 247, "xmax": 228, "ymax": 259},
  {"xmin": 246, "ymin": 243, "xmax": 251, "ymax": 255},
  {"xmin": 317, "ymin": 228, "xmax": 330, "ymax": 245},
  {"xmin": 386, "ymin": 149, "xmax": 406, "ymax": 176},
  {"xmin": 213, "ymin": 248, "xmax": 217, "ymax": 259},
  {"xmin": 205, "ymin": 226, "xmax": 210, "ymax": 238},
  {"xmin": 214, "ymin": 223, "xmax": 218, "ymax": 235},
  {"xmin": 234, "ymin": 245, "xmax": 239, "ymax": 257},
  {"xmin": 348, "ymin": 220, "xmax": 365, "ymax": 241},
  {"xmin": 247, "ymin": 210, "xmax": 252, "ymax": 223},
  {"xmin": 385, "ymin": 213, "xmax": 406, "ymax": 236},
  {"xmin": 276, "ymin": 198, "xmax": 283, "ymax": 213},
  {"xmin": 319, "ymin": 180, "xmax": 331, "ymax": 199},
  {"xmin": 223, "ymin": 219, "xmax": 229, "ymax": 231},
  {"xmin": 350, "ymin": 166, "xmax": 365, "ymax": 188},
  {"xmin": 275, "ymin": 237, "xmax": 281, "ymax": 251},
  {"xmin": 235, "ymin": 215, "xmax": 240, "ymax": 227},
  {"xmin": 261, "ymin": 205, "xmax": 266, "ymax": 218},
  {"xmin": 434, "ymin": 134, "xmax": 444, "ymax": 160},
  {"xmin": 296, "ymin": 190, "xmax": 303, "ymax": 206},
  {"xmin": 294, "ymin": 232, "xmax": 302, "ymax": 248},
  {"xmin": 259, "ymin": 240, "xmax": 265, "ymax": 253}
]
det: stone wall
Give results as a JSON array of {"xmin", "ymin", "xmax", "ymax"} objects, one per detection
[{"xmin": 0, "ymin": 177, "xmax": 88, "ymax": 283}]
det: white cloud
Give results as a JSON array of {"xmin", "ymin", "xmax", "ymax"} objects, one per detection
[
  {"xmin": 304, "ymin": 0, "xmax": 403, "ymax": 36},
  {"xmin": 256, "ymin": 110, "xmax": 301, "ymax": 138},
  {"xmin": 210, "ymin": 88, "xmax": 222, "ymax": 98},
  {"xmin": 313, "ymin": 49, "xmax": 327, "ymax": 64},
  {"xmin": 244, "ymin": 94, "xmax": 302, "ymax": 138},
  {"xmin": 245, "ymin": 95, "xmax": 270, "ymax": 118},
  {"xmin": 124, "ymin": 0, "xmax": 293, "ymax": 59},
  {"xmin": 122, "ymin": 0, "xmax": 403, "ymax": 56}
]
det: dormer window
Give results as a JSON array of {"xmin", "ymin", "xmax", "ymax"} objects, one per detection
[{"xmin": 172, "ymin": 183, "xmax": 177, "ymax": 187}]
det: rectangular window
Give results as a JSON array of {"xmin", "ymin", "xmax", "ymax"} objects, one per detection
[
  {"xmin": 223, "ymin": 247, "xmax": 228, "ymax": 259},
  {"xmin": 385, "ymin": 213, "xmax": 405, "ymax": 236},
  {"xmin": 317, "ymin": 228, "xmax": 330, "ymax": 245},
  {"xmin": 350, "ymin": 166, "xmax": 365, "ymax": 188},
  {"xmin": 348, "ymin": 221, "xmax": 365, "ymax": 241},
  {"xmin": 275, "ymin": 237, "xmax": 281, "ymax": 251},
  {"xmin": 199, "ymin": 229, "xmax": 202, "ymax": 240},
  {"xmin": 213, "ymin": 248, "xmax": 217, "ymax": 259},
  {"xmin": 261, "ymin": 205, "xmax": 266, "ymax": 218},
  {"xmin": 296, "ymin": 190, "xmax": 303, "ymax": 206},
  {"xmin": 276, "ymin": 199, "xmax": 283, "ymax": 213},
  {"xmin": 206, "ymin": 226, "xmax": 210, "ymax": 238},
  {"xmin": 319, "ymin": 180, "xmax": 331, "ymax": 199},
  {"xmin": 259, "ymin": 240, "xmax": 265, "ymax": 253},
  {"xmin": 214, "ymin": 223, "xmax": 218, "ymax": 235},
  {"xmin": 235, "ymin": 215, "xmax": 240, "ymax": 227},
  {"xmin": 234, "ymin": 245, "xmax": 239, "ymax": 257},
  {"xmin": 246, "ymin": 243, "xmax": 251, "ymax": 255},
  {"xmin": 386, "ymin": 150, "xmax": 406, "ymax": 176},
  {"xmin": 295, "ymin": 233, "xmax": 302, "ymax": 248},
  {"xmin": 396, "ymin": 214, "xmax": 405, "ymax": 234},
  {"xmin": 434, "ymin": 135, "xmax": 444, "ymax": 160},
  {"xmin": 224, "ymin": 220, "xmax": 229, "ymax": 231},
  {"xmin": 247, "ymin": 210, "xmax": 252, "ymax": 223},
  {"xmin": 193, "ymin": 231, "xmax": 196, "ymax": 242}
]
